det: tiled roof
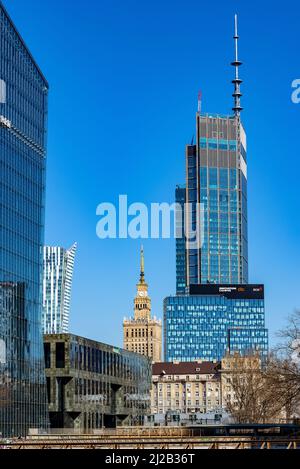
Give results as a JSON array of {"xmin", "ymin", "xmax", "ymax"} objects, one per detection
[{"xmin": 152, "ymin": 361, "xmax": 220, "ymax": 376}]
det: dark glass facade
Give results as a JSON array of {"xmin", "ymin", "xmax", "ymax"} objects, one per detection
[
  {"xmin": 164, "ymin": 285, "xmax": 268, "ymax": 362},
  {"xmin": 171, "ymin": 25, "xmax": 267, "ymax": 366},
  {"xmin": 175, "ymin": 185, "xmax": 186, "ymax": 294},
  {"xmin": 0, "ymin": 3, "xmax": 49, "ymax": 436},
  {"xmin": 44, "ymin": 334, "xmax": 151, "ymax": 429},
  {"xmin": 185, "ymin": 113, "xmax": 248, "ymax": 286}
]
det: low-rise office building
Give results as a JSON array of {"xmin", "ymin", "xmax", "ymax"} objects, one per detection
[
  {"xmin": 44, "ymin": 334, "xmax": 151, "ymax": 429},
  {"xmin": 164, "ymin": 284, "xmax": 268, "ymax": 362}
]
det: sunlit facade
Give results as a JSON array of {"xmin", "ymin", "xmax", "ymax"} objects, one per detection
[
  {"xmin": 42, "ymin": 244, "xmax": 77, "ymax": 334},
  {"xmin": 123, "ymin": 247, "xmax": 162, "ymax": 362},
  {"xmin": 164, "ymin": 285, "xmax": 268, "ymax": 362},
  {"xmin": 169, "ymin": 19, "xmax": 267, "ymax": 365},
  {"xmin": 44, "ymin": 334, "xmax": 151, "ymax": 429},
  {"xmin": 186, "ymin": 114, "xmax": 248, "ymax": 286},
  {"xmin": 0, "ymin": 3, "xmax": 49, "ymax": 436}
]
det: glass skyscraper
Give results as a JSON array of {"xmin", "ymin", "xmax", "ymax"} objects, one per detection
[
  {"xmin": 185, "ymin": 114, "xmax": 248, "ymax": 286},
  {"xmin": 42, "ymin": 244, "xmax": 77, "ymax": 334},
  {"xmin": 176, "ymin": 17, "xmax": 248, "ymax": 289},
  {"xmin": 169, "ymin": 16, "xmax": 268, "ymax": 363},
  {"xmin": 0, "ymin": 2, "xmax": 49, "ymax": 436}
]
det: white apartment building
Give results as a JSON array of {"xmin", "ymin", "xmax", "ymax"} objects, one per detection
[{"xmin": 42, "ymin": 243, "xmax": 77, "ymax": 334}]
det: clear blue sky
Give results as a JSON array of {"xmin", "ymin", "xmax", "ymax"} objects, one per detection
[{"xmin": 5, "ymin": 0, "xmax": 300, "ymax": 348}]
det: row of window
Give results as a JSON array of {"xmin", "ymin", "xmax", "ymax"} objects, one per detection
[
  {"xmin": 125, "ymin": 328, "xmax": 154, "ymax": 338},
  {"xmin": 44, "ymin": 340, "xmax": 150, "ymax": 382},
  {"xmin": 199, "ymin": 138, "xmax": 238, "ymax": 151}
]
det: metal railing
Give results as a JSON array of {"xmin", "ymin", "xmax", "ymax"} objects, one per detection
[{"xmin": 1, "ymin": 437, "xmax": 300, "ymax": 450}]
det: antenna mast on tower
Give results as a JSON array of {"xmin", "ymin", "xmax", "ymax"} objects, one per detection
[
  {"xmin": 231, "ymin": 14, "xmax": 243, "ymax": 116},
  {"xmin": 197, "ymin": 90, "xmax": 202, "ymax": 114}
]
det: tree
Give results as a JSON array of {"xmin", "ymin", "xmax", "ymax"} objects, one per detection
[
  {"xmin": 223, "ymin": 311, "xmax": 300, "ymax": 424},
  {"xmin": 221, "ymin": 353, "xmax": 282, "ymax": 423},
  {"xmin": 264, "ymin": 310, "xmax": 300, "ymax": 420}
]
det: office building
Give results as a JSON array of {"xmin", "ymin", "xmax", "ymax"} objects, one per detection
[
  {"xmin": 164, "ymin": 284, "xmax": 268, "ymax": 362},
  {"xmin": 0, "ymin": 2, "xmax": 49, "ymax": 436},
  {"xmin": 185, "ymin": 114, "xmax": 248, "ymax": 285},
  {"xmin": 123, "ymin": 247, "xmax": 162, "ymax": 362},
  {"xmin": 42, "ymin": 243, "xmax": 77, "ymax": 334},
  {"xmin": 166, "ymin": 17, "xmax": 269, "ymax": 363},
  {"xmin": 44, "ymin": 334, "xmax": 151, "ymax": 429},
  {"xmin": 176, "ymin": 16, "xmax": 247, "ymax": 287}
]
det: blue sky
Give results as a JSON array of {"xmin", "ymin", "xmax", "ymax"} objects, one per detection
[{"xmin": 4, "ymin": 0, "xmax": 300, "ymax": 348}]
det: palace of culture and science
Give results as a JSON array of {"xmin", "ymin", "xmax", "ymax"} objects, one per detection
[{"xmin": 123, "ymin": 248, "xmax": 162, "ymax": 362}]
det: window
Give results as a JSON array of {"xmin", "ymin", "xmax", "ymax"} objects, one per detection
[
  {"xmin": 56, "ymin": 342, "xmax": 65, "ymax": 368},
  {"xmin": 219, "ymin": 168, "xmax": 228, "ymax": 189},
  {"xmin": 0, "ymin": 79, "xmax": 6, "ymax": 104},
  {"xmin": 208, "ymin": 138, "xmax": 218, "ymax": 149},
  {"xmin": 230, "ymin": 169, "xmax": 237, "ymax": 189},
  {"xmin": 209, "ymin": 168, "xmax": 218, "ymax": 188},
  {"xmin": 200, "ymin": 168, "xmax": 207, "ymax": 188},
  {"xmin": 229, "ymin": 140, "xmax": 237, "ymax": 151},
  {"xmin": 44, "ymin": 342, "xmax": 51, "ymax": 368},
  {"xmin": 200, "ymin": 137, "xmax": 207, "ymax": 149},
  {"xmin": 46, "ymin": 377, "xmax": 51, "ymax": 403},
  {"xmin": 219, "ymin": 139, "xmax": 228, "ymax": 151}
]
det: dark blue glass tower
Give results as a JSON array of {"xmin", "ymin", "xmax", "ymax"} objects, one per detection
[
  {"xmin": 175, "ymin": 17, "xmax": 248, "ymax": 289},
  {"xmin": 169, "ymin": 16, "xmax": 268, "ymax": 363},
  {"xmin": 0, "ymin": 2, "xmax": 49, "ymax": 436},
  {"xmin": 175, "ymin": 185, "xmax": 186, "ymax": 294},
  {"xmin": 185, "ymin": 114, "xmax": 248, "ymax": 285}
]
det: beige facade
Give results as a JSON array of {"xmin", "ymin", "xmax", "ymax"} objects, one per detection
[
  {"xmin": 220, "ymin": 353, "xmax": 261, "ymax": 408},
  {"xmin": 220, "ymin": 354, "xmax": 296, "ymax": 423},
  {"xmin": 123, "ymin": 247, "xmax": 162, "ymax": 362},
  {"xmin": 151, "ymin": 355, "xmax": 264, "ymax": 420},
  {"xmin": 151, "ymin": 361, "xmax": 221, "ymax": 415}
]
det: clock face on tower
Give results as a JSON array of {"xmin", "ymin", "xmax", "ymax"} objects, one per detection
[{"xmin": 138, "ymin": 291, "xmax": 147, "ymax": 297}]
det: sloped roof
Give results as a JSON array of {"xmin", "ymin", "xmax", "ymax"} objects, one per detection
[{"xmin": 152, "ymin": 361, "xmax": 220, "ymax": 376}]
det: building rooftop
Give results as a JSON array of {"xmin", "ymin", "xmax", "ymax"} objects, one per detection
[
  {"xmin": 152, "ymin": 361, "xmax": 220, "ymax": 376},
  {"xmin": 0, "ymin": 1, "xmax": 48, "ymax": 87},
  {"xmin": 123, "ymin": 317, "xmax": 162, "ymax": 324},
  {"xmin": 44, "ymin": 332, "xmax": 151, "ymax": 362},
  {"xmin": 199, "ymin": 113, "xmax": 236, "ymax": 120}
]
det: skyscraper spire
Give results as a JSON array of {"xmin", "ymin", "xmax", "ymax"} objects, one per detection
[
  {"xmin": 231, "ymin": 14, "xmax": 243, "ymax": 116},
  {"xmin": 197, "ymin": 90, "xmax": 202, "ymax": 114},
  {"xmin": 140, "ymin": 245, "xmax": 145, "ymax": 283}
]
